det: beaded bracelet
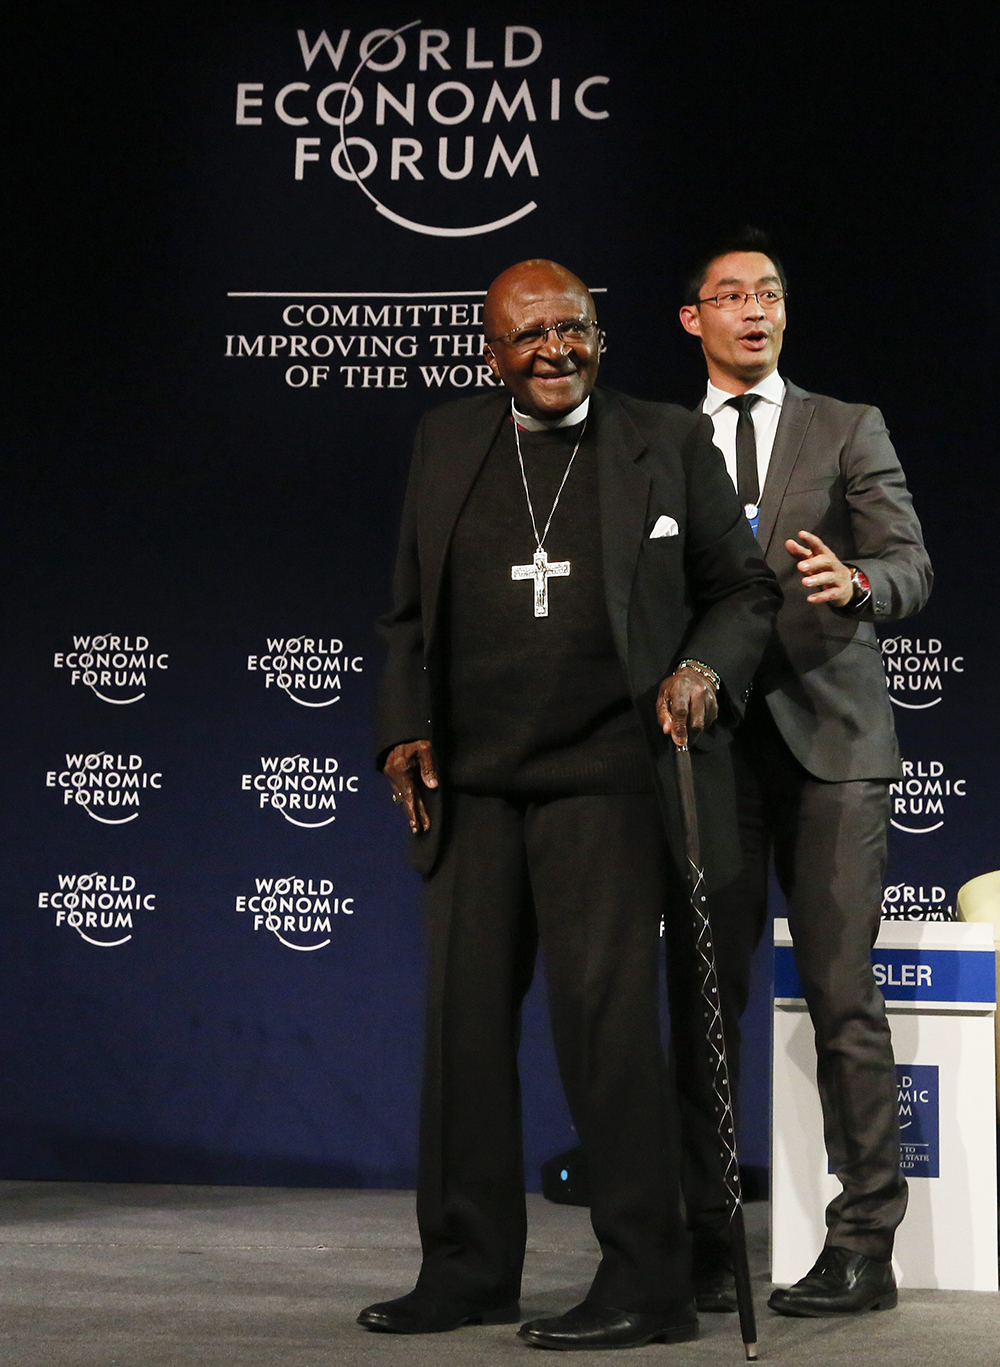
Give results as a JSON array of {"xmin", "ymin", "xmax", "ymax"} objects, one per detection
[{"xmin": 678, "ymin": 658, "xmax": 721, "ymax": 691}]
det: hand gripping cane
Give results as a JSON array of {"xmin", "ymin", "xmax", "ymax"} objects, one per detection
[{"xmin": 675, "ymin": 743, "xmax": 758, "ymax": 1360}]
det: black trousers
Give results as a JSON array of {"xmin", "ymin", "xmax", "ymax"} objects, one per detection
[
  {"xmin": 415, "ymin": 790, "xmax": 692, "ymax": 1313},
  {"xmin": 667, "ymin": 702, "xmax": 907, "ymax": 1264}
]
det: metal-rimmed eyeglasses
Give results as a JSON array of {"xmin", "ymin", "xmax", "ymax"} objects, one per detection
[
  {"xmin": 697, "ymin": 289, "xmax": 786, "ymax": 312},
  {"xmin": 486, "ymin": 318, "xmax": 600, "ymax": 352}
]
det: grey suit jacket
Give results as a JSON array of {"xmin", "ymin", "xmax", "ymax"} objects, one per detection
[
  {"xmin": 376, "ymin": 385, "xmax": 780, "ymax": 887},
  {"xmin": 746, "ymin": 380, "xmax": 932, "ymax": 781}
]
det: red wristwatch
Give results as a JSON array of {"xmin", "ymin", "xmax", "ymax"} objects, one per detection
[{"xmin": 847, "ymin": 565, "xmax": 872, "ymax": 609}]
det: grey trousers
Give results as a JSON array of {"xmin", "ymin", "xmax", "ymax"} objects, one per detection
[{"xmin": 415, "ymin": 790, "xmax": 692, "ymax": 1313}]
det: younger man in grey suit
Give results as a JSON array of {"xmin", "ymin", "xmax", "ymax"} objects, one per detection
[{"xmin": 675, "ymin": 229, "xmax": 932, "ymax": 1317}]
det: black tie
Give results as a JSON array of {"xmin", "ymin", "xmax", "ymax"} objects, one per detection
[{"xmin": 726, "ymin": 394, "xmax": 761, "ymax": 508}]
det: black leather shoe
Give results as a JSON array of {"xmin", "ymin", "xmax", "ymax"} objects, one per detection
[
  {"xmin": 767, "ymin": 1246, "xmax": 897, "ymax": 1317},
  {"xmin": 694, "ymin": 1267, "xmax": 738, "ymax": 1314},
  {"xmin": 357, "ymin": 1288, "xmax": 520, "ymax": 1334},
  {"xmin": 692, "ymin": 1234, "xmax": 737, "ymax": 1313},
  {"xmin": 517, "ymin": 1300, "xmax": 698, "ymax": 1350}
]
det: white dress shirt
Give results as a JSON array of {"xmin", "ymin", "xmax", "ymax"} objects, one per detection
[{"xmin": 702, "ymin": 370, "xmax": 786, "ymax": 500}]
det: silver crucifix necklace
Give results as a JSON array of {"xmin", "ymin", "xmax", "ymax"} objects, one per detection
[{"xmin": 510, "ymin": 417, "xmax": 587, "ymax": 617}]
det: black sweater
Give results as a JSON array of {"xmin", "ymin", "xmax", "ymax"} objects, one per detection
[{"xmin": 443, "ymin": 416, "xmax": 652, "ymax": 794}]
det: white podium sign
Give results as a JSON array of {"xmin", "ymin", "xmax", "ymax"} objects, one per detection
[{"xmin": 771, "ymin": 918, "xmax": 998, "ymax": 1291}]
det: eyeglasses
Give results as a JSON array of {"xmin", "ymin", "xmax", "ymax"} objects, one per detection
[
  {"xmin": 697, "ymin": 289, "xmax": 786, "ymax": 312},
  {"xmin": 486, "ymin": 319, "xmax": 600, "ymax": 352}
]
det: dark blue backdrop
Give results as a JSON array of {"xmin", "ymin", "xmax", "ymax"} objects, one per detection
[{"xmin": 3, "ymin": 2, "xmax": 996, "ymax": 1188}]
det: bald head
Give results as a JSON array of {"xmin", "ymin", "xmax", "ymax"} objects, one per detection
[
  {"xmin": 484, "ymin": 260, "xmax": 596, "ymax": 340},
  {"xmin": 483, "ymin": 260, "xmax": 601, "ymax": 420}
]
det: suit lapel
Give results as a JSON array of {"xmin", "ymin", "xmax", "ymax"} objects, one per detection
[
  {"xmin": 421, "ymin": 390, "xmax": 509, "ymax": 649},
  {"xmin": 757, "ymin": 381, "xmax": 814, "ymax": 554},
  {"xmin": 593, "ymin": 390, "xmax": 651, "ymax": 662}
]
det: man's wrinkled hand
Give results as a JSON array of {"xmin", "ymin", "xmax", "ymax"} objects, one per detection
[
  {"xmin": 656, "ymin": 666, "xmax": 718, "ymax": 749},
  {"xmin": 785, "ymin": 530, "xmax": 854, "ymax": 607},
  {"xmin": 383, "ymin": 739, "xmax": 438, "ymax": 834}
]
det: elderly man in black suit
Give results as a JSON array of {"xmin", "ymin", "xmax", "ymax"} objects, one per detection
[
  {"xmin": 358, "ymin": 259, "xmax": 779, "ymax": 1350},
  {"xmin": 675, "ymin": 229, "xmax": 932, "ymax": 1318}
]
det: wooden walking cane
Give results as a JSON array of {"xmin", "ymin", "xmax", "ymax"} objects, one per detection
[{"xmin": 675, "ymin": 743, "xmax": 758, "ymax": 1360}]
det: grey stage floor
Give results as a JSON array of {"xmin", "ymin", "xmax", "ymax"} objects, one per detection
[{"xmin": 0, "ymin": 1183, "xmax": 996, "ymax": 1366}]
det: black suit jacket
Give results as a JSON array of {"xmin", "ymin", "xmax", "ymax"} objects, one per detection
[
  {"xmin": 376, "ymin": 385, "xmax": 780, "ymax": 887},
  {"xmin": 744, "ymin": 381, "xmax": 932, "ymax": 780}
]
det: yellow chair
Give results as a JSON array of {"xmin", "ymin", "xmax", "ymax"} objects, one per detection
[{"xmin": 956, "ymin": 870, "xmax": 1000, "ymax": 1117}]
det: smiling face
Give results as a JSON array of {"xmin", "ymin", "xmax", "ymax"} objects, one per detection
[
  {"xmin": 679, "ymin": 251, "xmax": 786, "ymax": 392},
  {"xmin": 483, "ymin": 261, "xmax": 601, "ymax": 419}
]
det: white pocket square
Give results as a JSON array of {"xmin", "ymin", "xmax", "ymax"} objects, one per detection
[{"xmin": 650, "ymin": 515, "xmax": 679, "ymax": 539}]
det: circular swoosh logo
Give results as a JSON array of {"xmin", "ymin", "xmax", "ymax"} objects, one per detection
[{"xmin": 337, "ymin": 20, "xmax": 537, "ymax": 238}]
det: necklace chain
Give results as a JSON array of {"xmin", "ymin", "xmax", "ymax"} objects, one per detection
[{"xmin": 512, "ymin": 418, "xmax": 587, "ymax": 552}]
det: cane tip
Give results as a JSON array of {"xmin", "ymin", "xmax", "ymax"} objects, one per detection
[{"xmin": 744, "ymin": 1343, "xmax": 758, "ymax": 1361}]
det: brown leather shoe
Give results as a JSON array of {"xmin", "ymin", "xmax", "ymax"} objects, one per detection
[
  {"xmin": 768, "ymin": 1246, "xmax": 897, "ymax": 1317},
  {"xmin": 357, "ymin": 1288, "xmax": 520, "ymax": 1333}
]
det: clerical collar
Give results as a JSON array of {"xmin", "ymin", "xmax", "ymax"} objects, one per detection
[{"xmin": 511, "ymin": 396, "xmax": 591, "ymax": 432}]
